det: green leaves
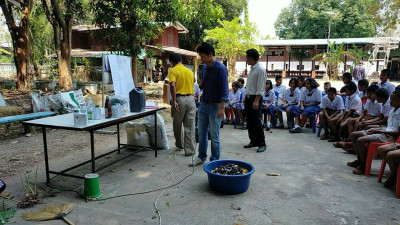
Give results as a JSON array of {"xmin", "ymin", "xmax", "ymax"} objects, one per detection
[
  {"xmin": 0, "ymin": 201, "xmax": 15, "ymax": 225},
  {"xmin": 274, "ymin": 0, "xmax": 377, "ymax": 39},
  {"xmin": 92, "ymin": 0, "xmax": 180, "ymax": 57}
]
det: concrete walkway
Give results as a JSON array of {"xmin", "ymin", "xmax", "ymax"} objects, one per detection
[{"xmin": 5, "ymin": 123, "xmax": 400, "ymax": 225}]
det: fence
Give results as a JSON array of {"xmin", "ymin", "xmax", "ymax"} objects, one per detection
[{"xmin": 0, "ymin": 63, "xmax": 16, "ymax": 79}]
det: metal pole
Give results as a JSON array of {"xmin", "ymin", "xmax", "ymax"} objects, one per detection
[
  {"xmin": 42, "ymin": 126, "xmax": 50, "ymax": 183},
  {"xmin": 90, "ymin": 131, "xmax": 95, "ymax": 172}
]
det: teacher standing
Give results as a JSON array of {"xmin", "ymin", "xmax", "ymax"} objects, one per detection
[
  {"xmin": 243, "ymin": 49, "xmax": 267, "ymax": 152},
  {"xmin": 191, "ymin": 42, "xmax": 229, "ymax": 166}
]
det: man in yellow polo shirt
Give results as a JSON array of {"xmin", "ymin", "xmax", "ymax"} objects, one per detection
[{"xmin": 169, "ymin": 53, "xmax": 196, "ymax": 156}]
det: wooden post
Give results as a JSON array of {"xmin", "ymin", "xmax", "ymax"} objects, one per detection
[
  {"xmin": 282, "ymin": 47, "xmax": 287, "ymax": 77},
  {"xmin": 266, "ymin": 54, "xmax": 269, "ymax": 71},
  {"xmin": 376, "ymin": 60, "xmax": 379, "ymax": 72},
  {"xmin": 312, "ymin": 45, "xmax": 316, "ymax": 78}
]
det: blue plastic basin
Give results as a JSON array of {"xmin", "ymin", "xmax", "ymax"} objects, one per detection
[{"xmin": 203, "ymin": 159, "xmax": 255, "ymax": 194}]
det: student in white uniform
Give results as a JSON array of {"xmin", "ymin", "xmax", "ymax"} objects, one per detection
[
  {"xmin": 330, "ymin": 82, "xmax": 362, "ymax": 142},
  {"xmin": 289, "ymin": 78, "xmax": 322, "ymax": 133},
  {"xmin": 224, "ymin": 82, "xmax": 241, "ymax": 124},
  {"xmin": 357, "ymin": 79, "xmax": 369, "ymax": 100},
  {"xmin": 346, "ymin": 85, "xmax": 381, "ymax": 134},
  {"xmin": 362, "ymin": 88, "xmax": 392, "ymax": 129},
  {"xmin": 237, "ymin": 78, "xmax": 247, "ymax": 129},
  {"xmin": 296, "ymin": 76, "xmax": 306, "ymax": 93},
  {"xmin": 319, "ymin": 87, "xmax": 345, "ymax": 140},
  {"xmin": 261, "ymin": 80, "xmax": 276, "ymax": 131},
  {"xmin": 275, "ymin": 78, "xmax": 300, "ymax": 129},
  {"xmin": 272, "ymin": 75, "xmax": 286, "ymax": 105},
  {"xmin": 377, "ymin": 69, "xmax": 395, "ymax": 95}
]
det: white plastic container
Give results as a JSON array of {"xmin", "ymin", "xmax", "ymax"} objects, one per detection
[
  {"xmin": 86, "ymin": 97, "xmax": 95, "ymax": 120},
  {"xmin": 93, "ymin": 105, "xmax": 101, "ymax": 120},
  {"xmin": 74, "ymin": 110, "xmax": 88, "ymax": 127},
  {"xmin": 112, "ymin": 103, "xmax": 122, "ymax": 118}
]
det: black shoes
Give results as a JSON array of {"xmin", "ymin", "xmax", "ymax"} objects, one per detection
[
  {"xmin": 257, "ymin": 146, "xmax": 267, "ymax": 152},
  {"xmin": 244, "ymin": 143, "xmax": 256, "ymax": 148}
]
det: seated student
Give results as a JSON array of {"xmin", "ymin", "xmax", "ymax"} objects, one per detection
[
  {"xmin": 289, "ymin": 78, "xmax": 321, "ymax": 133},
  {"xmin": 261, "ymin": 80, "xmax": 275, "ymax": 131},
  {"xmin": 330, "ymin": 82, "xmax": 362, "ymax": 142},
  {"xmin": 357, "ymin": 79, "xmax": 369, "ymax": 100},
  {"xmin": 377, "ymin": 69, "xmax": 395, "ymax": 95},
  {"xmin": 346, "ymin": 84, "xmax": 382, "ymax": 134},
  {"xmin": 296, "ymin": 76, "xmax": 306, "ymax": 93},
  {"xmin": 358, "ymin": 88, "xmax": 392, "ymax": 130},
  {"xmin": 194, "ymin": 82, "xmax": 202, "ymax": 107},
  {"xmin": 339, "ymin": 72, "xmax": 359, "ymax": 96},
  {"xmin": 224, "ymin": 82, "xmax": 241, "ymax": 124},
  {"xmin": 319, "ymin": 87, "xmax": 344, "ymax": 140},
  {"xmin": 377, "ymin": 143, "xmax": 400, "ymax": 188},
  {"xmin": 273, "ymin": 75, "xmax": 286, "ymax": 105},
  {"xmin": 348, "ymin": 90, "xmax": 400, "ymax": 175},
  {"xmin": 322, "ymin": 82, "xmax": 331, "ymax": 96},
  {"xmin": 237, "ymin": 78, "xmax": 247, "ymax": 130},
  {"xmin": 276, "ymin": 78, "xmax": 300, "ymax": 129}
]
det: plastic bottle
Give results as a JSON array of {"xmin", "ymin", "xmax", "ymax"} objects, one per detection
[
  {"xmin": 112, "ymin": 103, "xmax": 118, "ymax": 118},
  {"xmin": 93, "ymin": 105, "xmax": 101, "ymax": 120},
  {"xmin": 86, "ymin": 97, "xmax": 94, "ymax": 120},
  {"xmin": 74, "ymin": 110, "xmax": 87, "ymax": 127},
  {"xmin": 105, "ymin": 96, "xmax": 112, "ymax": 119}
]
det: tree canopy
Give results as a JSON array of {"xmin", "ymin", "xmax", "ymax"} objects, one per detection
[
  {"xmin": 178, "ymin": 0, "xmax": 248, "ymax": 51},
  {"xmin": 205, "ymin": 17, "xmax": 261, "ymax": 79},
  {"xmin": 274, "ymin": 0, "xmax": 377, "ymax": 39}
]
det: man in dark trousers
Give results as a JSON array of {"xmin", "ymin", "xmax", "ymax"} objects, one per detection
[
  {"xmin": 243, "ymin": 49, "xmax": 267, "ymax": 152},
  {"xmin": 191, "ymin": 42, "xmax": 229, "ymax": 166}
]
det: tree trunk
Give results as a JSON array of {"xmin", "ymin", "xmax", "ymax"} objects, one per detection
[
  {"xmin": 58, "ymin": 39, "xmax": 72, "ymax": 90},
  {"xmin": 227, "ymin": 57, "xmax": 236, "ymax": 82},
  {"xmin": 1, "ymin": 0, "xmax": 32, "ymax": 90},
  {"xmin": 132, "ymin": 57, "xmax": 138, "ymax": 86}
]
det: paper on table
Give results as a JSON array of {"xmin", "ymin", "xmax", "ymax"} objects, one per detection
[{"xmin": 146, "ymin": 101, "xmax": 158, "ymax": 109}]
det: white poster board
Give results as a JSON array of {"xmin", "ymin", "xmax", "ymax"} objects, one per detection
[{"xmin": 103, "ymin": 54, "xmax": 135, "ymax": 99}]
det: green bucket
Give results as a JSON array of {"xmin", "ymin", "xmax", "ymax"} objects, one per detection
[{"xmin": 84, "ymin": 173, "xmax": 101, "ymax": 199}]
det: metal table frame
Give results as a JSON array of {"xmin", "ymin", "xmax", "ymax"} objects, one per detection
[{"xmin": 24, "ymin": 108, "xmax": 165, "ymax": 183}]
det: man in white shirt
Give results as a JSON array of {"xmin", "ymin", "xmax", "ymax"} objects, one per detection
[
  {"xmin": 377, "ymin": 69, "xmax": 395, "ymax": 95},
  {"xmin": 348, "ymin": 90, "xmax": 400, "ymax": 175},
  {"xmin": 243, "ymin": 49, "xmax": 266, "ymax": 152},
  {"xmin": 319, "ymin": 87, "xmax": 344, "ymax": 140}
]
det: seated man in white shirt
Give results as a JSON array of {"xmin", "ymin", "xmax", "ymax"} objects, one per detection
[
  {"xmin": 319, "ymin": 87, "xmax": 344, "ymax": 140},
  {"xmin": 272, "ymin": 75, "xmax": 286, "ymax": 105},
  {"xmin": 377, "ymin": 69, "xmax": 395, "ymax": 95}
]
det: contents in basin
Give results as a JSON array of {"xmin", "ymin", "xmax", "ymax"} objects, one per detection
[{"xmin": 211, "ymin": 163, "xmax": 248, "ymax": 175}]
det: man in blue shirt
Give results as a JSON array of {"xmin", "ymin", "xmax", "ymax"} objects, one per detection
[{"xmin": 191, "ymin": 42, "xmax": 229, "ymax": 166}]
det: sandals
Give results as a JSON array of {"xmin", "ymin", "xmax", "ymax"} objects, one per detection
[{"xmin": 333, "ymin": 142, "xmax": 352, "ymax": 148}]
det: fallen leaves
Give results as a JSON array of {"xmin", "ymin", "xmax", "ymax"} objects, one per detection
[{"xmin": 267, "ymin": 172, "xmax": 280, "ymax": 176}]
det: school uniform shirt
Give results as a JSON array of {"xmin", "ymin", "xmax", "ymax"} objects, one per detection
[
  {"xmin": 381, "ymin": 99, "xmax": 392, "ymax": 118},
  {"xmin": 296, "ymin": 86, "xmax": 306, "ymax": 93},
  {"xmin": 273, "ymin": 84, "xmax": 286, "ymax": 100},
  {"xmin": 345, "ymin": 93, "xmax": 362, "ymax": 114},
  {"xmin": 377, "ymin": 81, "xmax": 396, "ymax": 95},
  {"xmin": 385, "ymin": 107, "xmax": 400, "ymax": 131},
  {"xmin": 351, "ymin": 80, "xmax": 360, "ymax": 96},
  {"xmin": 228, "ymin": 90, "xmax": 241, "ymax": 103},
  {"xmin": 239, "ymin": 86, "xmax": 246, "ymax": 101},
  {"xmin": 283, "ymin": 88, "xmax": 300, "ymax": 106},
  {"xmin": 194, "ymin": 83, "xmax": 202, "ymax": 96},
  {"xmin": 301, "ymin": 88, "xmax": 322, "ymax": 106},
  {"xmin": 358, "ymin": 91, "xmax": 367, "ymax": 99},
  {"xmin": 363, "ymin": 99, "xmax": 382, "ymax": 117},
  {"xmin": 262, "ymin": 90, "xmax": 275, "ymax": 104},
  {"xmin": 321, "ymin": 95, "xmax": 345, "ymax": 111}
]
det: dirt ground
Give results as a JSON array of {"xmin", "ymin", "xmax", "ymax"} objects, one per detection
[{"xmin": 0, "ymin": 84, "xmax": 172, "ymax": 179}]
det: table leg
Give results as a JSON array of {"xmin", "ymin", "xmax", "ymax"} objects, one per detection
[
  {"xmin": 155, "ymin": 112, "xmax": 158, "ymax": 157},
  {"xmin": 117, "ymin": 123, "xmax": 120, "ymax": 153},
  {"xmin": 90, "ymin": 131, "xmax": 95, "ymax": 172},
  {"xmin": 42, "ymin": 126, "xmax": 50, "ymax": 183}
]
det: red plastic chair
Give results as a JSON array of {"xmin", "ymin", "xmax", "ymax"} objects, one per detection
[
  {"xmin": 361, "ymin": 97, "xmax": 367, "ymax": 107},
  {"xmin": 378, "ymin": 160, "xmax": 400, "ymax": 198},
  {"xmin": 364, "ymin": 142, "xmax": 391, "ymax": 176}
]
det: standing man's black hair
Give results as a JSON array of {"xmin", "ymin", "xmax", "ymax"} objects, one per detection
[
  {"xmin": 197, "ymin": 42, "xmax": 215, "ymax": 56},
  {"xmin": 169, "ymin": 53, "xmax": 181, "ymax": 63},
  {"xmin": 245, "ymin": 49, "xmax": 259, "ymax": 61}
]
